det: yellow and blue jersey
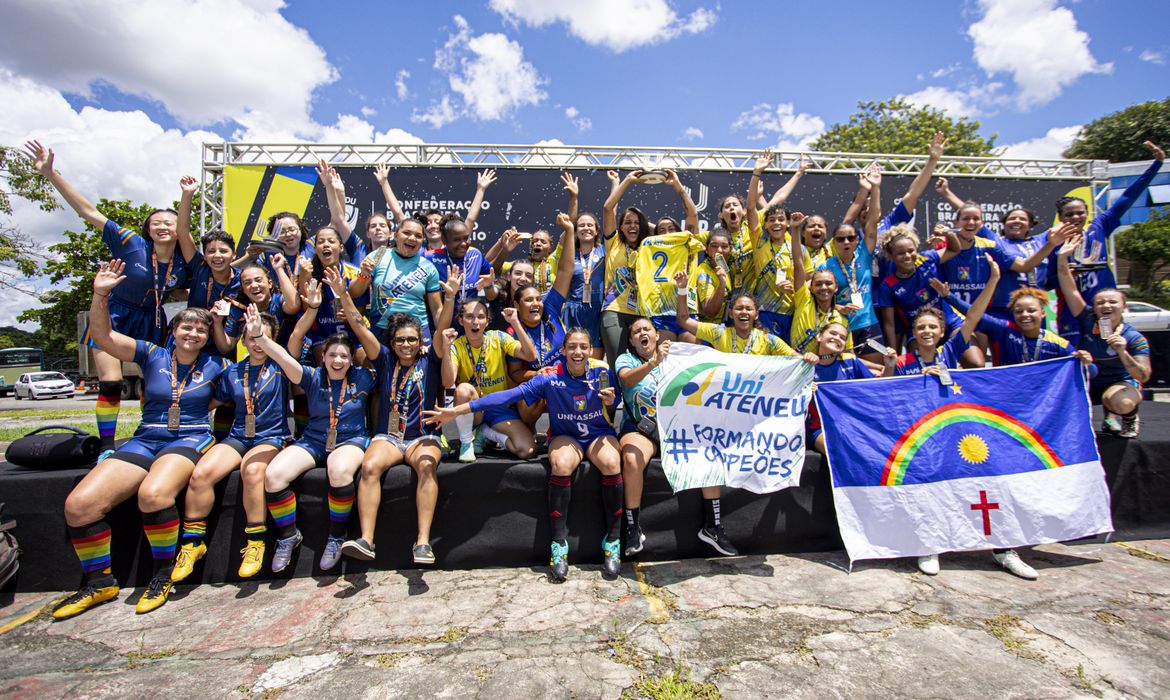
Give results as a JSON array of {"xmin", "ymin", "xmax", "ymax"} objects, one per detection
[
  {"xmin": 789, "ymin": 285, "xmax": 854, "ymax": 355},
  {"xmin": 695, "ymin": 322, "xmax": 795, "ymax": 356},
  {"xmin": 452, "ymin": 330, "xmax": 521, "ymax": 396},
  {"xmin": 635, "ymin": 231, "xmax": 703, "ymax": 317},
  {"xmin": 751, "ymin": 228, "xmax": 812, "ymax": 315}
]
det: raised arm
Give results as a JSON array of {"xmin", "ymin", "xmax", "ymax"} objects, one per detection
[
  {"xmin": 464, "ymin": 169, "xmax": 496, "ymax": 232},
  {"xmin": 210, "ymin": 301, "xmax": 237, "ymax": 355},
  {"xmin": 176, "ymin": 176, "xmax": 199, "ymax": 263},
  {"xmin": 934, "ymin": 177, "xmax": 966, "ymax": 211},
  {"xmin": 665, "ymin": 169, "xmax": 699, "ymax": 234},
  {"xmin": 900, "ymin": 132, "xmax": 947, "ymax": 212},
  {"xmin": 1056, "ymin": 235, "xmax": 1088, "ymax": 317},
  {"xmin": 325, "ymin": 267, "xmax": 381, "ymax": 361},
  {"xmin": 1011, "ymin": 222, "xmax": 1078, "ymax": 272},
  {"xmin": 433, "ymin": 265, "xmax": 462, "ymax": 339},
  {"xmin": 285, "ymin": 279, "xmax": 322, "ymax": 356},
  {"xmin": 863, "ymin": 166, "xmax": 882, "ymax": 251},
  {"xmin": 673, "ymin": 271, "xmax": 701, "ymax": 335},
  {"xmin": 504, "ymin": 307, "xmax": 537, "ymax": 361},
  {"xmin": 958, "ymin": 255, "xmax": 1000, "ymax": 342},
  {"xmin": 936, "ymin": 225, "xmax": 963, "ymax": 264},
  {"xmin": 245, "ymin": 303, "xmax": 304, "ymax": 385},
  {"xmin": 842, "ymin": 164, "xmax": 877, "ymax": 226},
  {"xmin": 763, "ymin": 154, "xmax": 808, "ymax": 209},
  {"xmin": 88, "ymin": 260, "xmax": 138, "ymax": 362},
  {"xmin": 620, "ymin": 340, "xmax": 670, "ymax": 388},
  {"xmin": 268, "ymin": 253, "xmax": 301, "ymax": 314},
  {"xmin": 603, "ymin": 170, "xmax": 637, "ymax": 237},
  {"xmin": 372, "ymin": 163, "xmax": 407, "ymax": 224},
  {"xmin": 1101, "ymin": 141, "xmax": 1165, "ymax": 235},
  {"xmin": 561, "ymin": 172, "xmax": 579, "ymax": 221},
  {"xmin": 790, "ymin": 212, "xmax": 807, "ymax": 291},
  {"xmin": 317, "ymin": 160, "xmax": 352, "ymax": 242},
  {"xmin": 486, "ymin": 227, "xmax": 520, "ymax": 272},
  {"xmin": 24, "ymin": 141, "xmax": 108, "ymax": 230},
  {"xmin": 747, "ymin": 150, "xmax": 771, "ymax": 238},
  {"xmin": 552, "ymin": 212, "xmax": 577, "ymax": 298}
]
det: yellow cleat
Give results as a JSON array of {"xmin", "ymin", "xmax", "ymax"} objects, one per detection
[
  {"xmin": 238, "ymin": 540, "xmax": 265, "ymax": 578},
  {"xmin": 52, "ymin": 584, "xmax": 120, "ymax": 620},
  {"xmin": 170, "ymin": 542, "xmax": 206, "ymax": 583},
  {"xmin": 135, "ymin": 575, "xmax": 173, "ymax": 614}
]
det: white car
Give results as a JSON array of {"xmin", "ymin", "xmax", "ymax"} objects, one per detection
[
  {"xmin": 13, "ymin": 371, "xmax": 76, "ymax": 400},
  {"xmin": 1124, "ymin": 301, "xmax": 1170, "ymax": 333}
]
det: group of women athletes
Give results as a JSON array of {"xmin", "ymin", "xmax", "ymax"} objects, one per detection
[{"xmin": 23, "ymin": 134, "xmax": 1161, "ymax": 621}]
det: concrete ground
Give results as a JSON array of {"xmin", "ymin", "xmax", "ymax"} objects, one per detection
[{"xmin": 1, "ymin": 528, "xmax": 1168, "ymax": 699}]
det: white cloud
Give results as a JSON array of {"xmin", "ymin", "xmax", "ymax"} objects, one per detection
[
  {"xmin": 395, "ymin": 69, "xmax": 411, "ymax": 100},
  {"xmin": 488, "ymin": 0, "xmax": 718, "ymax": 53},
  {"xmin": 564, "ymin": 106, "xmax": 592, "ymax": 132},
  {"xmin": 682, "ymin": 126, "xmax": 704, "ymax": 141},
  {"xmin": 411, "ymin": 95, "xmax": 459, "ymax": 129},
  {"xmin": 1139, "ymin": 50, "xmax": 1165, "ymax": 65},
  {"xmin": 360, "ymin": 106, "xmax": 377, "ymax": 118},
  {"xmin": 1001, "ymin": 125, "xmax": 1083, "ymax": 160},
  {"xmin": 0, "ymin": 0, "xmax": 337, "ymax": 134},
  {"xmin": 730, "ymin": 102, "xmax": 825, "ymax": 150},
  {"xmin": 968, "ymin": 0, "xmax": 1111, "ymax": 110},
  {"xmin": 527, "ymin": 139, "xmax": 592, "ymax": 166},
  {"xmin": 900, "ymin": 86, "xmax": 980, "ymax": 119}
]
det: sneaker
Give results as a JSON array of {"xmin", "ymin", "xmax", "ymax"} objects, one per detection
[
  {"xmin": 439, "ymin": 434, "xmax": 451, "ymax": 456},
  {"xmin": 549, "ymin": 540, "xmax": 569, "ymax": 582},
  {"xmin": 52, "ymin": 583, "xmax": 119, "ymax": 620},
  {"xmin": 271, "ymin": 530, "xmax": 303, "ymax": 573},
  {"xmin": 698, "ymin": 525, "xmax": 739, "ymax": 556},
  {"xmin": 319, "ymin": 535, "xmax": 345, "ymax": 571},
  {"xmin": 1101, "ymin": 413, "xmax": 1121, "ymax": 434},
  {"xmin": 341, "ymin": 537, "xmax": 376, "ymax": 561},
  {"xmin": 238, "ymin": 540, "xmax": 265, "ymax": 578},
  {"xmin": 472, "ymin": 425, "xmax": 489, "ymax": 453},
  {"xmin": 601, "ymin": 536, "xmax": 621, "ymax": 577},
  {"xmin": 917, "ymin": 554, "xmax": 940, "ymax": 576},
  {"xmin": 170, "ymin": 542, "xmax": 206, "ymax": 583},
  {"xmin": 135, "ymin": 573, "xmax": 173, "ymax": 614},
  {"xmin": 993, "ymin": 550, "xmax": 1038, "ymax": 580},
  {"xmin": 1119, "ymin": 414, "xmax": 1140, "ymax": 439},
  {"xmin": 412, "ymin": 543, "xmax": 436, "ymax": 565},
  {"xmin": 96, "ymin": 448, "xmax": 115, "ymax": 465},
  {"xmin": 458, "ymin": 440, "xmax": 476, "ymax": 463},
  {"xmin": 624, "ymin": 527, "xmax": 646, "ymax": 558}
]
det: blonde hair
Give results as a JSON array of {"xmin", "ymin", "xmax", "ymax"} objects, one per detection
[
  {"xmin": 1008, "ymin": 286, "xmax": 1049, "ymax": 310},
  {"xmin": 880, "ymin": 223, "xmax": 920, "ymax": 256}
]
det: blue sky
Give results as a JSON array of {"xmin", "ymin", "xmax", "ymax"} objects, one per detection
[{"xmin": 0, "ymin": 0, "xmax": 1168, "ymax": 325}]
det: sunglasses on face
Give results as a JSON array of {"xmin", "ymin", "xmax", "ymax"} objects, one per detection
[
  {"xmin": 393, "ymin": 336, "xmax": 421, "ymax": 345},
  {"xmin": 834, "ymin": 235, "xmax": 858, "ymax": 242}
]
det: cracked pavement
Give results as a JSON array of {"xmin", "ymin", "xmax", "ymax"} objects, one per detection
[{"xmin": 1, "ymin": 528, "xmax": 1168, "ymax": 698}]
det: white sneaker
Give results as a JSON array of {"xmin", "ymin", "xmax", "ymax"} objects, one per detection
[
  {"xmin": 993, "ymin": 550, "xmax": 1038, "ymax": 580},
  {"xmin": 917, "ymin": 554, "xmax": 940, "ymax": 575}
]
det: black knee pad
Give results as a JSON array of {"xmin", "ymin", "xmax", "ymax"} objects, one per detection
[{"xmin": 98, "ymin": 380, "xmax": 125, "ymax": 398}]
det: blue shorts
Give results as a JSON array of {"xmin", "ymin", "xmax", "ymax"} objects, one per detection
[
  {"xmin": 221, "ymin": 435, "xmax": 290, "ymax": 456},
  {"xmin": 758, "ymin": 311, "xmax": 793, "ymax": 339},
  {"xmin": 558, "ymin": 428, "xmax": 617, "ymax": 454},
  {"xmin": 851, "ymin": 322, "xmax": 883, "ymax": 349},
  {"xmin": 1090, "ymin": 377, "xmax": 1141, "ymax": 406},
  {"xmin": 112, "ymin": 426, "xmax": 215, "ymax": 469},
  {"xmin": 85, "ymin": 298, "xmax": 166, "ymax": 348},
  {"xmin": 293, "ymin": 434, "xmax": 370, "ymax": 463},
  {"xmin": 561, "ymin": 300, "xmax": 602, "ymax": 345},
  {"xmin": 481, "ymin": 404, "xmax": 521, "ymax": 426},
  {"xmin": 651, "ymin": 314, "xmax": 689, "ymax": 336}
]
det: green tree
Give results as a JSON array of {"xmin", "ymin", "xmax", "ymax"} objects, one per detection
[
  {"xmin": 1115, "ymin": 207, "xmax": 1170, "ymax": 294},
  {"xmin": 0, "ymin": 145, "xmax": 60, "ymax": 293},
  {"xmin": 18, "ymin": 199, "xmax": 157, "ymax": 352},
  {"xmin": 810, "ymin": 98, "xmax": 999, "ymax": 156},
  {"xmin": 1063, "ymin": 97, "xmax": 1170, "ymax": 162}
]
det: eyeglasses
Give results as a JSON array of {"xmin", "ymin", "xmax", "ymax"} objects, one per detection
[
  {"xmin": 393, "ymin": 337, "xmax": 421, "ymax": 345},
  {"xmin": 834, "ymin": 235, "xmax": 858, "ymax": 242}
]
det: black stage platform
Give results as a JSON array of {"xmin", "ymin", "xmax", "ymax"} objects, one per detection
[{"xmin": 2, "ymin": 403, "xmax": 1168, "ymax": 593}]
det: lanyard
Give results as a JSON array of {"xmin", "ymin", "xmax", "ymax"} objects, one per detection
[
  {"xmin": 390, "ymin": 362, "xmax": 414, "ymax": 412},
  {"xmin": 913, "ymin": 350, "xmax": 937, "ymax": 371},
  {"xmin": 467, "ymin": 336, "xmax": 490, "ymax": 389},
  {"xmin": 170, "ymin": 355, "xmax": 198, "ymax": 411},
  {"xmin": 841, "ymin": 255, "xmax": 859, "ymax": 292},
  {"xmin": 731, "ymin": 329, "xmax": 756, "ymax": 354},
  {"xmin": 533, "ymin": 320, "xmax": 549, "ymax": 368},
  {"xmin": 241, "ymin": 362, "xmax": 262, "ymax": 416},
  {"xmin": 814, "ymin": 304, "xmax": 833, "ymax": 334},
  {"xmin": 534, "ymin": 259, "xmax": 549, "ymax": 292},
  {"xmin": 579, "ymin": 245, "xmax": 599, "ymax": 286},
  {"xmin": 1021, "ymin": 334, "xmax": 1045, "ymax": 363},
  {"xmin": 152, "ymin": 251, "xmax": 175, "ymax": 328},
  {"xmin": 326, "ymin": 374, "xmax": 351, "ymax": 432}
]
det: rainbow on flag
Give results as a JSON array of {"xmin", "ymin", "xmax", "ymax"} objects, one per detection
[{"xmin": 815, "ymin": 356, "xmax": 1112, "ymax": 563}]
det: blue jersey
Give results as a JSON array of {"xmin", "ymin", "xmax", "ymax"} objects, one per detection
[
  {"xmin": 223, "ymin": 293, "xmax": 294, "ymax": 348},
  {"xmin": 814, "ymin": 357, "xmax": 874, "ymax": 382},
  {"xmin": 874, "ymin": 249, "xmax": 961, "ymax": 333},
  {"xmin": 428, "ymin": 246, "xmax": 494, "ymax": 318},
  {"xmin": 895, "ymin": 333, "xmax": 969, "ymax": 375},
  {"xmin": 821, "ymin": 244, "xmax": 877, "ymax": 330},
  {"xmin": 297, "ymin": 365, "xmax": 375, "ymax": 443},
  {"xmin": 471, "ymin": 359, "xmax": 619, "ymax": 440},
  {"xmin": 508, "ymin": 286, "xmax": 567, "ymax": 371},
  {"xmin": 213, "ymin": 359, "xmax": 291, "ymax": 441},
  {"xmin": 373, "ymin": 345, "xmax": 442, "ymax": 438},
  {"xmin": 135, "ymin": 341, "xmax": 228, "ymax": 427},
  {"xmin": 993, "ymin": 233, "xmax": 1050, "ymax": 309},
  {"xmin": 977, "ymin": 315, "xmax": 1073, "ymax": 365},
  {"xmin": 186, "ymin": 251, "xmax": 241, "ymax": 310},
  {"xmin": 307, "ymin": 263, "xmax": 370, "ymax": 345},
  {"xmin": 877, "ymin": 201, "xmax": 912, "ymax": 234},
  {"xmin": 939, "ymin": 237, "xmax": 1012, "ymax": 306},
  {"xmin": 1075, "ymin": 308, "xmax": 1150, "ymax": 385},
  {"xmin": 103, "ymin": 220, "xmax": 191, "ymax": 319},
  {"xmin": 303, "ymin": 235, "xmax": 366, "ymax": 267},
  {"xmin": 370, "ymin": 249, "xmax": 441, "ymax": 330},
  {"xmin": 615, "ymin": 351, "xmax": 660, "ymax": 432},
  {"xmin": 566, "ymin": 244, "xmax": 606, "ymax": 306}
]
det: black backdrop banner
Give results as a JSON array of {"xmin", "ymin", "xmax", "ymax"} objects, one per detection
[{"xmin": 222, "ymin": 164, "xmax": 1092, "ymax": 258}]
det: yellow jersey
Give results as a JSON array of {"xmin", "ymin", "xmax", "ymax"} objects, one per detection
[
  {"xmin": 788, "ymin": 284, "xmax": 854, "ymax": 355},
  {"xmin": 603, "ymin": 232, "xmax": 639, "ymax": 315},
  {"xmin": 451, "ymin": 330, "xmax": 521, "ymax": 397},
  {"xmin": 689, "ymin": 260, "xmax": 725, "ymax": 322},
  {"xmin": 504, "ymin": 251, "xmax": 558, "ymax": 295},
  {"xmin": 750, "ymin": 228, "xmax": 813, "ymax": 315},
  {"xmin": 695, "ymin": 322, "xmax": 796, "ymax": 355},
  {"xmin": 635, "ymin": 231, "xmax": 703, "ymax": 317}
]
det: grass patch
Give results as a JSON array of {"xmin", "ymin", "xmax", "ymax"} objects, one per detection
[
  {"xmin": 440, "ymin": 626, "xmax": 468, "ymax": 643},
  {"xmin": 605, "ymin": 629, "xmax": 643, "ymax": 669},
  {"xmin": 126, "ymin": 647, "xmax": 177, "ymax": 668},
  {"xmin": 984, "ymin": 614, "xmax": 1027, "ymax": 650},
  {"xmin": 624, "ymin": 665, "xmax": 720, "ymax": 700},
  {"xmin": 1073, "ymin": 664, "xmax": 1104, "ymax": 698},
  {"xmin": 1093, "ymin": 610, "xmax": 1125, "ymax": 626},
  {"xmin": 0, "ymin": 420, "xmax": 140, "ymax": 443}
]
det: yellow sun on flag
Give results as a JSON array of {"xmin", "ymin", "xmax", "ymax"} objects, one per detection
[{"xmin": 958, "ymin": 434, "xmax": 989, "ymax": 464}]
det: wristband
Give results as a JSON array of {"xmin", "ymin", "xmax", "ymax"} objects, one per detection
[
  {"xmin": 357, "ymin": 274, "xmax": 371, "ymax": 282},
  {"xmin": 676, "ymin": 288, "xmax": 688, "ymax": 296}
]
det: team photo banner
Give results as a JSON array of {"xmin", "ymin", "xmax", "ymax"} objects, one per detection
[
  {"xmin": 655, "ymin": 343, "xmax": 814, "ymax": 494},
  {"xmin": 815, "ymin": 357, "xmax": 1112, "ymax": 563}
]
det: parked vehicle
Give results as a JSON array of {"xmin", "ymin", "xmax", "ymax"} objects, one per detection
[
  {"xmin": 13, "ymin": 371, "xmax": 76, "ymax": 400},
  {"xmin": 1124, "ymin": 301, "xmax": 1170, "ymax": 332}
]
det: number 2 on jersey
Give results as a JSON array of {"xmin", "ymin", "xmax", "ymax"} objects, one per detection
[{"xmin": 651, "ymin": 251, "xmax": 669, "ymax": 283}]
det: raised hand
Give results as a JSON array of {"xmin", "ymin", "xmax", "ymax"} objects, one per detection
[
  {"xmin": 323, "ymin": 266, "xmax": 347, "ymax": 298},
  {"xmin": 984, "ymin": 253, "xmax": 1001, "ymax": 281},
  {"xmin": 211, "ymin": 299, "xmax": 231, "ymax": 317},
  {"xmin": 244, "ymin": 303, "xmax": 263, "ymax": 338},
  {"xmin": 22, "ymin": 140, "xmax": 54, "ymax": 177},
  {"xmin": 476, "ymin": 272, "xmax": 494, "ymax": 290},
  {"xmin": 664, "ymin": 168, "xmax": 683, "ymax": 190},
  {"xmin": 935, "ymin": 176, "xmax": 950, "ymax": 194},
  {"xmin": 501, "ymin": 227, "xmax": 521, "ymax": 252},
  {"xmin": 93, "ymin": 259, "xmax": 126, "ymax": 295},
  {"xmin": 560, "ymin": 172, "xmax": 579, "ymax": 197},
  {"xmin": 1145, "ymin": 140, "xmax": 1166, "ymax": 161},
  {"xmin": 476, "ymin": 169, "xmax": 497, "ymax": 190},
  {"xmin": 864, "ymin": 162, "xmax": 881, "ymax": 187},
  {"xmin": 790, "ymin": 211, "xmax": 806, "ymax": 229},
  {"xmin": 599, "ymin": 386, "xmax": 616, "ymax": 407},
  {"xmin": 928, "ymin": 277, "xmax": 951, "ymax": 298},
  {"xmin": 606, "ymin": 169, "xmax": 620, "ymax": 186},
  {"xmin": 928, "ymin": 131, "xmax": 947, "ymax": 160},
  {"xmin": 180, "ymin": 175, "xmax": 198, "ymax": 195},
  {"xmin": 315, "ymin": 159, "xmax": 334, "ymax": 187},
  {"xmin": 753, "ymin": 148, "xmax": 774, "ymax": 175},
  {"xmin": 360, "ymin": 254, "xmax": 376, "ymax": 277},
  {"xmin": 501, "ymin": 307, "xmax": 518, "ymax": 326},
  {"xmin": 269, "ymin": 252, "xmax": 287, "ymax": 272},
  {"xmin": 655, "ymin": 340, "xmax": 672, "ymax": 365},
  {"xmin": 373, "ymin": 163, "xmax": 390, "ymax": 184},
  {"xmin": 301, "ymin": 278, "xmax": 322, "ymax": 309},
  {"xmin": 673, "ymin": 269, "xmax": 688, "ymax": 289},
  {"xmin": 796, "ymin": 154, "xmax": 809, "ymax": 175},
  {"xmin": 439, "ymin": 265, "xmax": 463, "ymax": 297},
  {"xmin": 442, "ymin": 328, "xmax": 459, "ymax": 343},
  {"xmin": 1057, "ymin": 232, "xmax": 1083, "ymax": 258},
  {"xmin": 556, "ymin": 211, "xmax": 574, "ymax": 232},
  {"xmin": 927, "ymin": 223, "xmax": 951, "ymax": 247}
]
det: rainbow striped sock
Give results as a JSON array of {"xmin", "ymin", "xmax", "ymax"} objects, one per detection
[
  {"xmin": 95, "ymin": 393, "xmax": 121, "ymax": 449},
  {"xmin": 244, "ymin": 522, "xmax": 267, "ymax": 539},
  {"xmin": 327, "ymin": 483, "xmax": 356, "ymax": 538},
  {"xmin": 142, "ymin": 507, "xmax": 180, "ymax": 565},
  {"xmin": 266, "ymin": 489, "xmax": 297, "ymax": 539},
  {"xmin": 68, "ymin": 522, "xmax": 112, "ymax": 575},
  {"xmin": 181, "ymin": 519, "xmax": 207, "ymax": 545}
]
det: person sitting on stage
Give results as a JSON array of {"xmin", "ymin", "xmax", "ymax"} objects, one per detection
[
  {"xmin": 251, "ymin": 279, "xmax": 376, "ymax": 574},
  {"xmin": 425, "ymin": 327, "xmax": 623, "ymax": 582},
  {"xmin": 26, "ymin": 141, "xmax": 194, "ymax": 461},
  {"xmin": 616, "ymin": 318, "xmax": 671, "ymax": 557},
  {"xmin": 1056, "ymin": 238, "xmax": 1151, "ymax": 438},
  {"xmin": 171, "ymin": 311, "xmax": 292, "ymax": 583},
  {"xmin": 53, "ymin": 261, "xmax": 227, "ymax": 619}
]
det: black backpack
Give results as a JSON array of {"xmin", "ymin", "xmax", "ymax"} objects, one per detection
[{"xmin": 0, "ymin": 504, "xmax": 18, "ymax": 590}]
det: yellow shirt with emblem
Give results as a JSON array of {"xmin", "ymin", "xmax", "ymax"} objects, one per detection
[
  {"xmin": 788, "ymin": 284, "xmax": 854, "ymax": 355},
  {"xmin": 451, "ymin": 330, "xmax": 521, "ymax": 397},
  {"xmin": 750, "ymin": 228, "xmax": 813, "ymax": 315},
  {"xmin": 695, "ymin": 323, "xmax": 796, "ymax": 356},
  {"xmin": 603, "ymin": 232, "xmax": 639, "ymax": 315},
  {"xmin": 635, "ymin": 231, "xmax": 704, "ymax": 317}
]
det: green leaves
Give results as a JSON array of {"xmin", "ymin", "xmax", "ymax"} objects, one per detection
[
  {"xmin": 810, "ymin": 98, "xmax": 998, "ymax": 157},
  {"xmin": 1115, "ymin": 207, "xmax": 1170, "ymax": 293},
  {"xmin": 1063, "ymin": 98, "xmax": 1170, "ymax": 162}
]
